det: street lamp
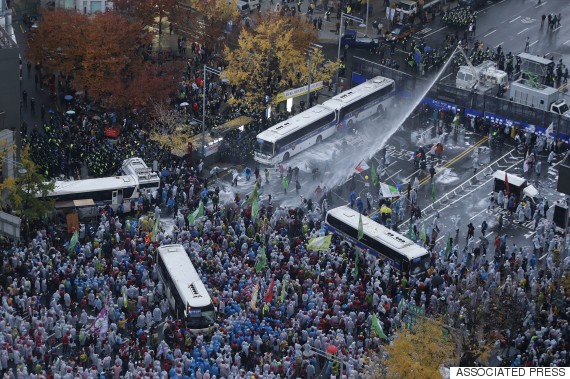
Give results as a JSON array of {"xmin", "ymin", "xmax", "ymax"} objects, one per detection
[
  {"xmin": 0, "ymin": 156, "xmax": 27, "ymax": 178},
  {"xmin": 202, "ymin": 65, "xmax": 221, "ymax": 158},
  {"xmin": 336, "ymin": 13, "xmax": 365, "ymax": 95},
  {"xmin": 306, "ymin": 42, "xmax": 323, "ymax": 105}
]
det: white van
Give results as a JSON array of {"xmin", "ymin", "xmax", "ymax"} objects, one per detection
[{"xmin": 236, "ymin": 0, "xmax": 250, "ymax": 14}]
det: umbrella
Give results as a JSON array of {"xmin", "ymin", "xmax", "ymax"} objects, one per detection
[
  {"xmin": 180, "ymin": 102, "xmax": 190, "ymax": 107},
  {"xmin": 75, "ymin": 91, "xmax": 84, "ymax": 95},
  {"xmin": 64, "ymin": 95, "xmax": 73, "ymax": 101},
  {"xmin": 48, "ymin": 108, "xmax": 55, "ymax": 114},
  {"xmin": 326, "ymin": 345, "xmax": 338, "ymax": 355},
  {"xmin": 92, "ymin": 115, "xmax": 101, "ymax": 120},
  {"xmin": 161, "ymin": 169, "xmax": 170, "ymax": 177},
  {"xmin": 66, "ymin": 110, "xmax": 76, "ymax": 115},
  {"xmin": 423, "ymin": 45, "xmax": 433, "ymax": 53}
]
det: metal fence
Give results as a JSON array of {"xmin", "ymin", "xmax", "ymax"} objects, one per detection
[{"xmin": 351, "ymin": 56, "xmax": 570, "ymax": 142}]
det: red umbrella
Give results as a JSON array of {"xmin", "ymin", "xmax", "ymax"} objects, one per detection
[{"xmin": 326, "ymin": 345, "xmax": 338, "ymax": 355}]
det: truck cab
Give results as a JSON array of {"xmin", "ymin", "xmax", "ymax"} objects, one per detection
[{"xmin": 550, "ymin": 99, "xmax": 570, "ymax": 118}]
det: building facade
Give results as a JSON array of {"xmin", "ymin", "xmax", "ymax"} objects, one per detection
[
  {"xmin": 54, "ymin": 0, "xmax": 113, "ymax": 14},
  {"xmin": 0, "ymin": 0, "xmax": 20, "ymax": 137}
]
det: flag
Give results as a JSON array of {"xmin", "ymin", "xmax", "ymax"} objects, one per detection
[
  {"xmin": 187, "ymin": 201, "xmax": 204, "ymax": 225},
  {"xmin": 354, "ymin": 160, "xmax": 370, "ymax": 174},
  {"xmin": 265, "ymin": 278, "xmax": 275, "ymax": 304},
  {"xmin": 249, "ymin": 282, "xmax": 259, "ymax": 311},
  {"xmin": 251, "ymin": 197, "xmax": 260, "ymax": 221},
  {"xmin": 370, "ymin": 162, "xmax": 378, "ymax": 186},
  {"xmin": 279, "ymin": 278, "xmax": 288, "ymax": 303},
  {"xmin": 69, "ymin": 230, "xmax": 79, "ymax": 253},
  {"xmin": 122, "ymin": 286, "xmax": 128, "ymax": 308},
  {"xmin": 408, "ymin": 223, "xmax": 416, "ymax": 241},
  {"xmin": 248, "ymin": 183, "xmax": 259, "ymax": 205},
  {"xmin": 420, "ymin": 223, "xmax": 427, "ymax": 243},
  {"xmin": 307, "ymin": 235, "xmax": 332, "ymax": 251},
  {"xmin": 504, "ymin": 172, "xmax": 510, "ymax": 196},
  {"xmin": 90, "ymin": 307, "xmax": 109, "ymax": 338},
  {"xmin": 358, "ymin": 213, "xmax": 364, "ymax": 240},
  {"xmin": 371, "ymin": 314, "xmax": 388, "ymax": 339},
  {"xmin": 255, "ymin": 246, "xmax": 267, "ymax": 273},
  {"xmin": 151, "ymin": 214, "xmax": 160, "ymax": 242},
  {"xmin": 398, "ymin": 298, "xmax": 405, "ymax": 313},
  {"xmin": 546, "ymin": 122, "xmax": 554, "ymax": 136},
  {"xmin": 353, "ymin": 247, "xmax": 360, "ymax": 277},
  {"xmin": 431, "ymin": 182, "xmax": 436, "ymax": 202}
]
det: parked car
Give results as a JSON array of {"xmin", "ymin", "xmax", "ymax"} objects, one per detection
[
  {"xmin": 384, "ymin": 24, "xmax": 414, "ymax": 41},
  {"xmin": 340, "ymin": 30, "xmax": 380, "ymax": 48}
]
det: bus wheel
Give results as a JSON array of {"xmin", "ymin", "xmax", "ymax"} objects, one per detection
[
  {"xmin": 283, "ymin": 152, "xmax": 290, "ymax": 162},
  {"xmin": 316, "ymin": 135, "xmax": 322, "ymax": 144}
]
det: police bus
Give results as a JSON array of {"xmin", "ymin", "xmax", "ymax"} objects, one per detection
[
  {"xmin": 254, "ymin": 76, "xmax": 395, "ymax": 165},
  {"xmin": 41, "ymin": 158, "xmax": 160, "ymax": 212},
  {"xmin": 324, "ymin": 206, "xmax": 430, "ymax": 276},
  {"xmin": 157, "ymin": 244, "xmax": 216, "ymax": 334}
]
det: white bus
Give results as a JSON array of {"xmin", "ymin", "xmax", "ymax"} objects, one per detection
[
  {"xmin": 157, "ymin": 244, "xmax": 216, "ymax": 334},
  {"xmin": 254, "ymin": 76, "xmax": 395, "ymax": 165},
  {"xmin": 41, "ymin": 158, "xmax": 160, "ymax": 212},
  {"xmin": 324, "ymin": 206, "xmax": 430, "ymax": 276}
]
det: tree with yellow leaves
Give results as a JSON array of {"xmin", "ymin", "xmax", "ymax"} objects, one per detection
[
  {"xmin": 0, "ymin": 146, "xmax": 54, "ymax": 239},
  {"xmin": 382, "ymin": 318, "xmax": 458, "ymax": 379},
  {"xmin": 223, "ymin": 12, "xmax": 339, "ymax": 110}
]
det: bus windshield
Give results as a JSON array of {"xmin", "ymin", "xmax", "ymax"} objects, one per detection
[
  {"xmin": 187, "ymin": 303, "xmax": 216, "ymax": 329},
  {"xmin": 410, "ymin": 255, "xmax": 431, "ymax": 276},
  {"xmin": 255, "ymin": 139, "xmax": 274, "ymax": 156}
]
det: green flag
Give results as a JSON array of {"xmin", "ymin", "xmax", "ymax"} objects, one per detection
[
  {"xmin": 307, "ymin": 235, "xmax": 332, "ymax": 251},
  {"xmin": 371, "ymin": 314, "xmax": 388, "ymax": 339},
  {"xmin": 151, "ymin": 214, "xmax": 160, "ymax": 242},
  {"xmin": 279, "ymin": 278, "xmax": 288, "ymax": 303},
  {"xmin": 370, "ymin": 162, "xmax": 378, "ymax": 186},
  {"xmin": 69, "ymin": 230, "xmax": 79, "ymax": 253},
  {"xmin": 251, "ymin": 197, "xmax": 260, "ymax": 221},
  {"xmin": 408, "ymin": 223, "xmax": 416, "ymax": 241},
  {"xmin": 255, "ymin": 246, "xmax": 267, "ymax": 273},
  {"xmin": 420, "ymin": 223, "xmax": 427, "ymax": 243},
  {"xmin": 358, "ymin": 213, "xmax": 364, "ymax": 241},
  {"xmin": 353, "ymin": 247, "xmax": 360, "ymax": 277},
  {"xmin": 187, "ymin": 201, "xmax": 204, "ymax": 226},
  {"xmin": 248, "ymin": 183, "xmax": 259, "ymax": 206},
  {"xmin": 431, "ymin": 182, "xmax": 437, "ymax": 202},
  {"xmin": 398, "ymin": 298, "xmax": 405, "ymax": 313}
]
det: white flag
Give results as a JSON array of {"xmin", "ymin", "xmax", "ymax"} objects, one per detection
[
  {"xmin": 354, "ymin": 160, "xmax": 370, "ymax": 174},
  {"xmin": 545, "ymin": 122, "xmax": 554, "ymax": 136}
]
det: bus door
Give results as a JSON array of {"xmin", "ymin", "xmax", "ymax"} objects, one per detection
[{"xmin": 112, "ymin": 189, "xmax": 123, "ymax": 205}]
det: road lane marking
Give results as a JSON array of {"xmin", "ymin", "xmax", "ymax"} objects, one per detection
[
  {"xmin": 423, "ymin": 26, "xmax": 447, "ymax": 38},
  {"xmin": 495, "ymin": 42, "xmax": 504, "ymax": 48},
  {"xmin": 384, "ymin": 169, "xmax": 402, "ymax": 181},
  {"xmin": 517, "ymin": 28, "xmax": 529, "ymax": 35},
  {"xmin": 535, "ymin": 1, "xmax": 546, "ymax": 7},
  {"xmin": 484, "ymin": 30, "xmax": 496, "ymax": 37},
  {"xmin": 510, "ymin": 16, "xmax": 521, "ymax": 23},
  {"xmin": 529, "ymin": 40, "xmax": 538, "ymax": 47},
  {"xmin": 552, "ymin": 26, "xmax": 561, "ymax": 32},
  {"xmin": 564, "ymin": 40, "xmax": 570, "ymax": 45}
]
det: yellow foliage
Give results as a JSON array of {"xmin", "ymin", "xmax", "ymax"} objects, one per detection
[
  {"xmin": 223, "ymin": 12, "xmax": 339, "ymax": 110},
  {"xmin": 384, "ymin": 319, "xmax": 457, "ymax": 379}
]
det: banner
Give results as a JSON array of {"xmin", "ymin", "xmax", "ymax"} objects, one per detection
[
  {"xmin": 307, "ymin": 235, "xmax": 332, "ymax": 251},
  {"xmin": 90, "ymin": 307, "xmax": 109, "ymax": 339},
  {"xmin": 380, "ymin": 183, "xmax": 400, "ymax": 198}
]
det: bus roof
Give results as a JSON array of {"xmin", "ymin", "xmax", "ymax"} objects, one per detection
[
  {"xmin": 121, "ymin": 157, "xmax": 160, "ymax": 183},
  {"xmin": 49, "ymin": 175, "xmax": 137, "ymax": 196},
  {"xmin": 256, "ymin": 105, "xmax": 334, "ymax": 143},
  {"xmin": 157, "ymin": 244, "xmax": 212, "ymax": 308},
  {"xmin": 326, "ymin": 206, "xmax": 428, "ymax": 260},
  {"xmin": 322, "ymin": 76, "xmax": 394, "ymax": 111}
]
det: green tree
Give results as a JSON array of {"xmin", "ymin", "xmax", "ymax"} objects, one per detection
[{"xmin": 0, "ymin": 147, "xmax": 55, "ymax": 237}]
